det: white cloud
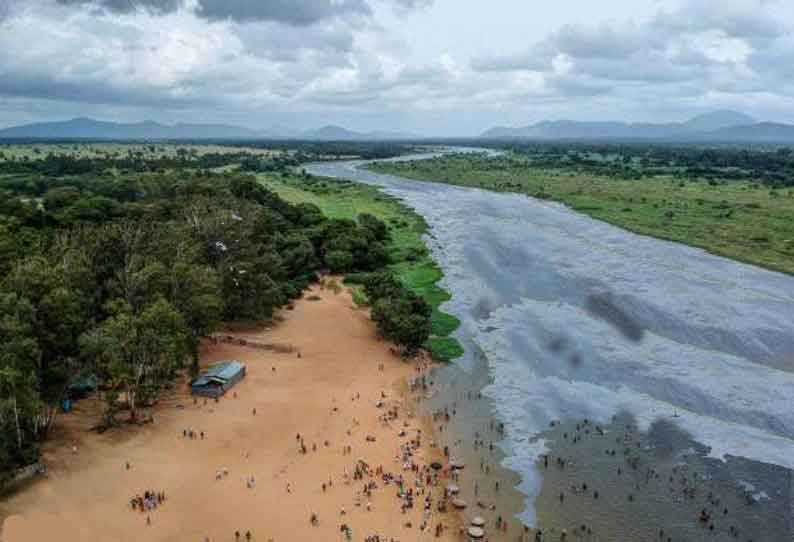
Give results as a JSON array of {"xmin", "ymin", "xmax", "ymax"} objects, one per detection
[{"xmin": 0, "ymin": 0, "xmax": 792, "ymax": 134}]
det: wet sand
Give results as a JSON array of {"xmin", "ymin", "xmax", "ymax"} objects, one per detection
[
  {"xmin": 1, "ymin": 283, "xmax": 464, "ymax": 542},
  {"xmin": 417, "ymin": 351, "xmax": 528, "ymax": 540}
]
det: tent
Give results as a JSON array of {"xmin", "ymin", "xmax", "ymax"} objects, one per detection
[
  {"xmin": 191, "ymin": 361, "xmax": 246, "ymax": 398},
  {"xmin": 68, "ymin": 374, "xmax": 98, "ymax": 398}
]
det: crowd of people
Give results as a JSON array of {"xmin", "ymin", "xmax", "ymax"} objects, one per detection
[{"xmin": 129, "ymin": 489, "xmax": 167, "ymax": 526}]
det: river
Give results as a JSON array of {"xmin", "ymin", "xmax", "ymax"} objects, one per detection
[{"xmin": 307, "ymin": 153, "xmax": 794, "ymax": 537}]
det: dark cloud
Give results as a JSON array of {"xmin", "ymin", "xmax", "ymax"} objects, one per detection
[
  {"xmin": 56, "ymin": 0, "xmax": 180, "ymax": 15},
  {"xmin": 196, "ymin": 0, "xmax": 371, "ymax": 25},
  {"xmin": 0, "ymin": 72, "xmax": 209, "ymax": 109},
  {"xmin": 56, "ymin": 0, "xmax": 373, "ymax": 24}
]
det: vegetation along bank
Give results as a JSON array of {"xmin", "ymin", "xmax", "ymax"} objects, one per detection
[
  {"xmin": 257, "ymin": 169, "xmax": 463, "ymax": 363},
  {"xmin": 370, "ymin": 146, "xmax": 794, "ymax": 275}
]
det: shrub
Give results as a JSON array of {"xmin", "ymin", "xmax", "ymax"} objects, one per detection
[{"xmin": 326, "ymin": 250, "xmax": 355, "ymax": 272}]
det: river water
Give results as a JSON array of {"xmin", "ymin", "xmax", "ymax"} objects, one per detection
[{"xmin": 307, "ymin": 155, "xmax": 794, "ymax": 535}]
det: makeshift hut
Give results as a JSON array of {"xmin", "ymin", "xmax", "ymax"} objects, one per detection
[{"xmin": 191, "ymin": 361, "xmax": 246, "ymax": 398}]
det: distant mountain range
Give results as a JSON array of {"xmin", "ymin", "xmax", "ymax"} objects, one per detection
[
  {"xmin": 0, "ymin": 117, "xmax": 417, "ymax": 141},
  {"xmin": 480, "ymin": 111, "xmax": 794, "ymax": 142},
  {"xmin": 3, "ymin": 111, "xmax": 794, "ymax": 143}
]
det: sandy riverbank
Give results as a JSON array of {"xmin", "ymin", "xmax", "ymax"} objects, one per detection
[{"xmin": 1, "ymin": 283, "xmax": 465, "ymax": 542}]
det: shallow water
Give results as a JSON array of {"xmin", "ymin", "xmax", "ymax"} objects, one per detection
[{"xmin": 307, "ymin": 155, "xmax": 794, "ymax": 533}]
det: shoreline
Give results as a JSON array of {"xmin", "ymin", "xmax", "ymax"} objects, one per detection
[
  {"xmin": 263, "ymin": 164, "xmax": 465, "ymax": 362},
  {"xmin": 366, "ymin": 157, "xmax": 794, "ymax": 278},
  {"xmin": 298, "ymin": 158, "xmax": 534, "ymax": 536},
  {"xmin": 1, "ymin": 283, "xmax": 468, "ymax": 542},
  {"xmin": 354, "ymin": 155, "xmax": 794, "ymax": 541}
]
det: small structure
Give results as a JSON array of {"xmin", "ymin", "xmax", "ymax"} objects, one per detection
[
  {"xmin": 191, "ymin": 361, "xmax": 246, "ymax": 398},
  {"xmin": 452, "ymin": 498, "xmax": 467, "ymax": 509},
  {"xmin": 468, "ymin": 526, "xmax": 485, "ymax": 540},
  {"xmin": 68, "ymin": 374, "xmax": 98, "ymax": 398}
]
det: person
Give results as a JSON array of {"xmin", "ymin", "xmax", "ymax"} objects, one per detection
[
  {"xmin": 235, "ymin": 531, "xmax": 241, "ymax": 541},
  {"xmin": 245, "ymin": 531, "xmax": 252, "ymax": 541}
]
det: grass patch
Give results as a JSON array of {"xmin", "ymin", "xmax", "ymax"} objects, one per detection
[
  {"xmin": 425, "ymin": 337, "xmax": 465, "ymax": 362},
  {"xmin": 350, "ymin": 287, "xmax": 369, "ymax": 307},
  {"xmin": 259, "ymin": 172, "xmax": 463, "ymax": 361}
]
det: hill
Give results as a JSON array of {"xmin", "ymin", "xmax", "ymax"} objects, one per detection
[
  {"xmin": 706, "ymin": 122, "xmax": 794, "ymax": 141},
  {"xmin": 477, "ymin": 111, "xmax": 794, "ymax": 141},
  {"xmin": 682, "ymin": 110, "xmax": 756, "ymax": 132},
  {"xmin": 0, "ymin": 117, "xmax": 261, "ymax": 140},
  {"xmin": 303, "ymin": 125, "xmax": 416, "ymax": 140},
  {"xmin": 0, "ymin": 118, "xmax": 417, "ymax": 141}
]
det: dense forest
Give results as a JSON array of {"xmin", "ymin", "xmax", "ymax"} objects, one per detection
[{"xmin": 0, "ymin": 156, "xmax": 430, "ymax": 477}]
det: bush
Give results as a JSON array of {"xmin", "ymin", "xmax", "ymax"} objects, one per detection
[
  {"xmin": 358, "ymin": 213, "xmax": 390, "ymax": 242},
  {"xmin": 426, "ymin": 337, "xmax": 465, "ymax": 362},
  {"xmin": 343, "ymin": 272, "xmax": 373, "ymax": 285},
  {"xmin": 326, "ymin": 250, "xmax": 355, "ymax": 272},
  {"xmin": 364, "ymin": 271, "xmax": 431, "ymax": 354}
]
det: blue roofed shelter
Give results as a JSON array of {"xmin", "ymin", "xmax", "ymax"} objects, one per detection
[{"xmin": 191, "ymin": 361, "xmax": 246, "ymax": 398}]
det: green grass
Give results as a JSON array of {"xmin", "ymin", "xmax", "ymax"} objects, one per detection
[
  {"xmin": 258, "ymin": 172, "xmax": 463, "ymax": 361},
  {"xmin": 0, "ymin": 143, "xmax": 284, "ymax": 161},
  {"xmin": 370, "ymin": 155, "xmax": 794, "ymax": 275},
  {"xmin": 350, "ymin": 287, "xmax": 369, "ymax": 307}
]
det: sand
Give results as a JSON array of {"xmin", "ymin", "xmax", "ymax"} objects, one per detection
[{"xmin": 0, "ymin": 283, "xmax": 462, "ymax": 542}]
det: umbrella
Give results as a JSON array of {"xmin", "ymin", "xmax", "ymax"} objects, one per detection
[
  {"xmin": 446, "ymin": 484, "xmax": 460, "ymax": 495},
  {"xmin": 430, "ymin": 461, "xmax": 443, "ymax": 470},
  {"xmin": 468, "ymin": 526, "xmax": 485, "ymax": 539},
  {"xmin": 450, "ymin": 459, "xmax": 465, "ymax": 469},
  {"xmin": 452, "ymin": 498, "xmax": 467, "ymax": 509},
  {"xmin": 471, "ymin": 517, "xmax": 486, "ymax": 527}
]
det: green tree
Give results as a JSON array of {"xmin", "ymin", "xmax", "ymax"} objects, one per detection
[
  {"xmin": 169, "ymin": 263, "xmax": 222, "ymax": 376},
  {"xmin": 80, "ymin": 298, "xmax": 187, "ymax": 425}
]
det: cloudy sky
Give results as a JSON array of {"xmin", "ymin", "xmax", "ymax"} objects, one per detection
[{"xmin": 0, "ymin": 0, "xmax": 792, "ymax": 135}]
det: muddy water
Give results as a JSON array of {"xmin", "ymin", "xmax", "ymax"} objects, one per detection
[{"xmin": 307, "ymin": 154, "xmax": 794, "ymax": 539}]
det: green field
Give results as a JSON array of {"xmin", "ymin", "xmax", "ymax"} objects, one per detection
[
  {"xmin": 258, "ymin": 172, "xmax": 463, "ymax": 361},
  {"xmin": 370, "ymin": 154, "xmax": 794, "ymax": 275},
  {"xmin": 0, "ymin": 143, "xmax": 284, "ymax": 161}
]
